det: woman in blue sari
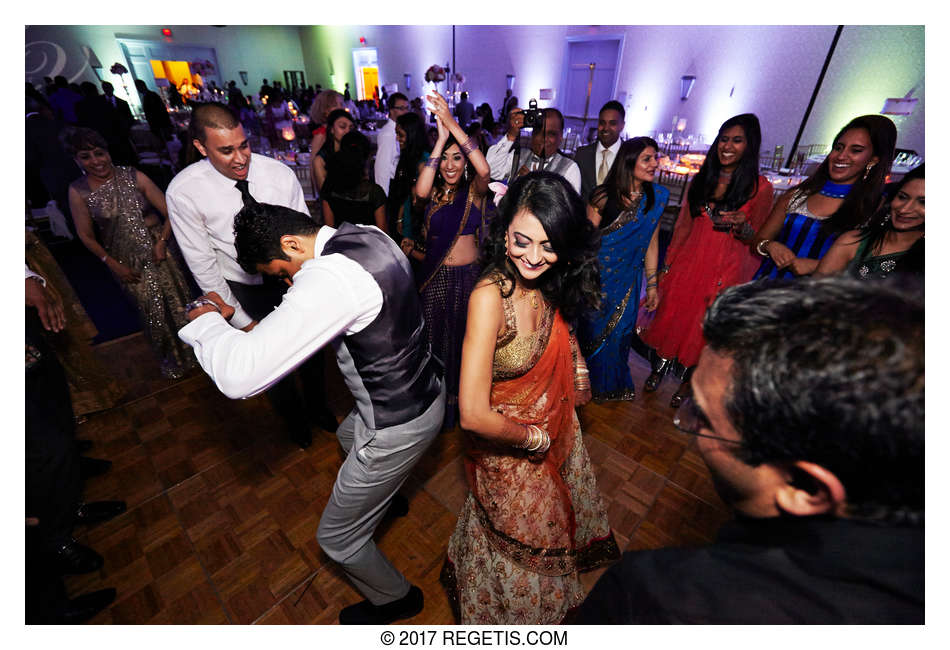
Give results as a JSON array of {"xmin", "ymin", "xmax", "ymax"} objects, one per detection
[{"xmin": 578, "ymin": 137, "xmax": 667, "ymax": 401}]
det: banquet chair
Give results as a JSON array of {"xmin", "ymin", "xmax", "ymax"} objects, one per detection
[
  {"xmin": 293, "ymin": 164, "xmax": 316, "ymax": 201},
  {"xmin": 657, "ymin": 169, "xmax": 689, "ymax": 213}
]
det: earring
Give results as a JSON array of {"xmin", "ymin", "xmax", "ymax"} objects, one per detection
[
  {"xmin": 863, "ymin": 163, "xmax": 874, "ymax": 181},
  {"xmin": 880, "ymin": 210, "xmax": 892, "ymax": 228},
  {"xmin": 464, "ymin": 166, "xmax": 469, "ymax": 181}
]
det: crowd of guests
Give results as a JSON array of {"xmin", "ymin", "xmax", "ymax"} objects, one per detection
[{"xmin": 26, "ymin": 73, "xmax": 923, "ymax": 625}]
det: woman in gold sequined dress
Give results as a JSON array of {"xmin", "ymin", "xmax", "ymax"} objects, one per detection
[
  {"xmin": 441, "ymin": 172, "xmax": 620, "ymax": 624},
  {"xmin": 65, "ymin": 127, "xmax": 196, "ymax": 379}
]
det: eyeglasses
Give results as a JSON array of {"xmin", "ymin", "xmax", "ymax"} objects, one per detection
[
  {"xmin": 672, "ymin": 397, "xmax": 743, "ymax": 445},
  {"xmin": 392, "ymin": 104, "xmax": 409, "ymax": 112}
]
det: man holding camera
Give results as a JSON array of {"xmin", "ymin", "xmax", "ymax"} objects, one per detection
[{"xmin": 486, "ymin": 103, "xmax": 581, "ymax": 193}]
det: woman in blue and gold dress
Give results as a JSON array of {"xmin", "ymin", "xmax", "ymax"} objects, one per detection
[
  {"xmin": 753, "ymin": 114, "xmax": 897, "ymax": 279},
  {"xmin": 577, "ymin": 137, "xmax": 667, "ymax": 401}
]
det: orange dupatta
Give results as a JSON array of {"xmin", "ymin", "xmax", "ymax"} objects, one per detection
[{"xmin": 464, "ymin": 311, "xmax": 581, "ymax": 576}]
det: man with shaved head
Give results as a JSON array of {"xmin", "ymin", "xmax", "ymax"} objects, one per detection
[{"xmin": 167, "ymin": 103, "xmax": 338, "ymax": 448}]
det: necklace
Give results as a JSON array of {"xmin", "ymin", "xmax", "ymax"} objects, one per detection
[
  {"xmin": 519, "ymin": 286, "xmax": 540, "ymax": 310},
  {"xmin": 819, "ymin": 180, "xmax": 853, "ymax": 199}
]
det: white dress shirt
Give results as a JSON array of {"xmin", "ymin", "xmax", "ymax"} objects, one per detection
[
  {"xmin": 166, "ymin": 153, "xmax": 308, "ymax": 329},
  {"xmin": 373, "ymin": 118, "xmax": 399, "ymax": 196},
  {"xmin": 485, "ymin": 136, "xmax": 582, "ymax": 194},
  {"xmin": 179, "ymin": 225, "xmax": 384, "ymax": 400},
  {"xmin": 595, "ymin": 138, "xmax": 622, "ymax": 184}
]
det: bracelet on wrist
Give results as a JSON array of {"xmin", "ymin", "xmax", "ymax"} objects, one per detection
[
  {"xmin": 100, "ymin": 253, "xmax": 108, "ymax": 263},
  {"xmin": 459, "ymin": 137, "xmax": 478, "ymax": 155},
  {"xmin": 425, "ymin": 156, "xmax": 441, "ymax": 169},
  {"xmin": 646, "ymin": 283, "xmax": 658, "ymax": 289},
  {"xmin": 755, "ymin": 239, "xmax": 772, "ymax": 257}
]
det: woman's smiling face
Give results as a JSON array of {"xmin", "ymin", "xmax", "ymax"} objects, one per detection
[{"xmin": 507, "ymin": 208, "xmax": 558, "ymax": 281}]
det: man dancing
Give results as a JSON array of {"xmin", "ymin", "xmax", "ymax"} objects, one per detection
[{"xmin": 178, "ymin": 202, "xmax": 444, "ymax": 625}]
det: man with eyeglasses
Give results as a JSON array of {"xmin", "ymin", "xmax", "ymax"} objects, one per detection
[
  {"xmin": 575, "ymin": 276, "xmax": 923, "ymax": 623},
  {"xmin": 373, "ymin": 92, "xmax": 410, "ymax": 198}
]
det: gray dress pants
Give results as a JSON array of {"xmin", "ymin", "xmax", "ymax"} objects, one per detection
[{"xmin": 317, "ymin": 382, "xmax": 445, "ymax": 605}]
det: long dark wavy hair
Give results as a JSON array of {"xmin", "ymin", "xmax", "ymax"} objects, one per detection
[
  {"xmin": 859, "ymin": 163, "xmax": 924, "ymax": 275},
  {"xmin": 391, "ymin": 112, "xmax": 429, "ymax": 199},
  {"xmin": 793, "ymin": 114, "xmax": 897, "ymax": 231},
  {"xmin": 590, "ymin": 137, "xmax": 658, "ymax": 216},
  {"xmin": 687, "ymin": 113, "xmax": 763, "ymax": 218},
  {"xmin": 479, "ymin": 171, "xmax": 601, "ymax": 322}
]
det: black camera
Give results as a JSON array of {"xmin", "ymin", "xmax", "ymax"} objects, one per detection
[{"xmin": 522, "ymin": 99, "xmax": 545, "ymax": 129}]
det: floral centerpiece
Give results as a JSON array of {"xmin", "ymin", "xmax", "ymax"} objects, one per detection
[{"xmin": 424, "ymin": 64, "xmax": 446, "ymax": 82}]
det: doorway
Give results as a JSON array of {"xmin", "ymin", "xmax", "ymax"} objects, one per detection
[
  {"xmin": 352, "ymin": 48, "xmax": 379, "ymax": 101},
  {"xmin": 561, "ymin": 36, "xmax": 623, "ymax": 140},
  {"xmin": 117, "ymin": 38, "xmax": 220, "ymax": 108}
]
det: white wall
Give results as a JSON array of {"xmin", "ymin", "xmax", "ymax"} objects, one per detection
[{"xmin": 297, "ymin": 24, "xmax": 924, "ymax": 157}]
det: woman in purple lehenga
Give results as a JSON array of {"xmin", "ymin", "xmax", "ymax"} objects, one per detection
[{"xmin": 401, "ymin": 90, "xmax": 491, "ymax": 427}]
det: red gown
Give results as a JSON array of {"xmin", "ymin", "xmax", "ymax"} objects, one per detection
[{"xmin": 641, "ymin": 175, "xmax": 774, "ymax": 368}]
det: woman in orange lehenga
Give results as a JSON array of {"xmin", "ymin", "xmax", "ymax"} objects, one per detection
[{"xmin": 441, "ymin": 172, "xmax": 620, "ymax": 624}]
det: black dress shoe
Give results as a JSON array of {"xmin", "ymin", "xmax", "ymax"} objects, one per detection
[
  {"xmin": 53, "ymin": 540, "xmax": 104, "ymax": 575},
  {"xmin": 55, "ymin": 587, "xmax": 117, "ymax": 624},
  {"xmin": 79, "ymin": 456, "xmax": 112, "ymax": 480},
  {"xmin": 670, "ymin": 381, "xmax": 691, "ymax": 409},
  {"xmin": 339, "ymin": 585, "xmax": 424, "ymax": 625},
  {"xmin": 75, "ymin": 500, "xmax": 126, "ymax": 526},
  {"xmin": 384, "ymin": 493, "xmax": 409, "ymax": 520},
  {"xmin": 76, "ymin": 439, "xmax": 94, "ymax": 453}
]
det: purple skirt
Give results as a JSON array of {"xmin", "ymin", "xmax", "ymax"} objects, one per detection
[{"xmin": 420, "ymin": 262, "xmax": 480, "ymax": 427}]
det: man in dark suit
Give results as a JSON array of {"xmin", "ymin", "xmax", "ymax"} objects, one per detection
[
  {"xmin": 573, "ymin": 100, "xmax": 625, "ymax": 203},
  {"xmin": 134, "ymin": 78, "xmax": 172, "ymax": 141}
]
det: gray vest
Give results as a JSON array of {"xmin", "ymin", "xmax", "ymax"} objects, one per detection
[
  {"xmin": 508, "ymin": 150, "xmax": 574, "ymax": 184},
  {"xmin": 321, "ymin": 223, "xmax": 443, "ymax": 430}
]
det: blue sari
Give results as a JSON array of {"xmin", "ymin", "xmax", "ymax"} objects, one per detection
[{"xmin": 578, "ymin": 186, "xmax": 669, "ymax": 400}]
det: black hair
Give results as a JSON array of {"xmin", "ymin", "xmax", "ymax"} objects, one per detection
[
  {"xmin": 388, "ymin": 92, "xmax": 408, "ymax": 110},
  {"xmin": 703, "ymin": 275, "xmax": 923, "ymax": 524},
  {"xmin": 79, "ymin": 81, "xmax": 98, "ymax": 98},
  {"xmin": 432, "ymin": 134, "xmax": 474, "ymax": 199},
  {"xmin": 479, "ymin": 171, "xmax": 601, "ymax": 322},
  {"xmin": 60, "ymin": 126, "xmax": 108, "ymax": 156},
  {"xmin": 599, "ymin": 100, "xmax": 625, "ymax": 120},
  {"xmin": 861, "ymin": 164, "xmax": 924, "ymax": 275},
  {"xmin": 234, "ymin": 202, "xmax": 319, "ymax": 274},
  {"xmin": 319, "ymin": 108, "xmax": 356, "ymax": 157},
  {"xmin": 591, "ymin": 137, "xmax": 658, "ymax": 216},
  {"xmin": 324, "ymin": 130, "xmax": 371, "ymax": 192},
  {"xmin": 391, "ymin": 112, "xmax": 430, "ymax": 200},
  {"xmin": 687, "ymin": 113, "xmax": 763, "ymax": 217},
  {"xmin": 189, "ymin": 103, "xmax": 241, "ymax": 144},
  {"xmin": 793, "ymin": 114, "xmax": 897, "ymax": 231}
]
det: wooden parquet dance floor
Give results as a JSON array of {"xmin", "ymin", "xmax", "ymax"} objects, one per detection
[{"xmin": 66, "ymin": 332, "xmax": 731, "ymax": 624}]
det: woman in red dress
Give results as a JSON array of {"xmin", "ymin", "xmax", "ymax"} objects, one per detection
[{"xmin": 639, "ymin": 113, "xmax": 773, "ymax": 406}]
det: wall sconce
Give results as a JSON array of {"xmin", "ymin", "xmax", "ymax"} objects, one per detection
[
  {"xmin": 506, "ymin": 74, "xmax": 515, "ymax": 91},
  {"xmin": 404, "ymin": 73, "xmax": 411, "ymax": 91},
  {"xmin": 880, "ymin": 97, "xmax": 917, "ymax": 115},
  {"xmin": 680, "ymin": 75, "xmax": 696, "ymax": 101}
]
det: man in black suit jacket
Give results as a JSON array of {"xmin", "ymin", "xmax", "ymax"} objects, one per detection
[
  {"xmin": 573, "ymin": 100, "xmax": 625, "ymax": 204},
  {"xmin": 135, "ymin": 79, "xmax": 172, "ymax": 140}
]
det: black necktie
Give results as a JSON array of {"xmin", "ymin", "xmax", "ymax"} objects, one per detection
[{"xmin": 235, "ymin": 180, "xmax": 256, "ymax": 206}]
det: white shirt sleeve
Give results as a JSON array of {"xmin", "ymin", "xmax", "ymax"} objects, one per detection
[
  {"xmin": 486, "ymin": 136, "xmax": 516, "ymax": 181},
  {"xmin": 374, "ymin": 123, "xmax": 397, "ymax": 196},
  {"xmin": 178, "ymin": 254, "xmax": 382, "ymax": 400},
  {"xmin": 563, "ymin": 160, "xmax": 582, "ymax": 195},
  {"xmin": 166, "ymin": 188, "xmax": 254, "ymax": 330},
  {"xmin": 287, "ymin": 172, "xmax": 308, "ymax": 214}
]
